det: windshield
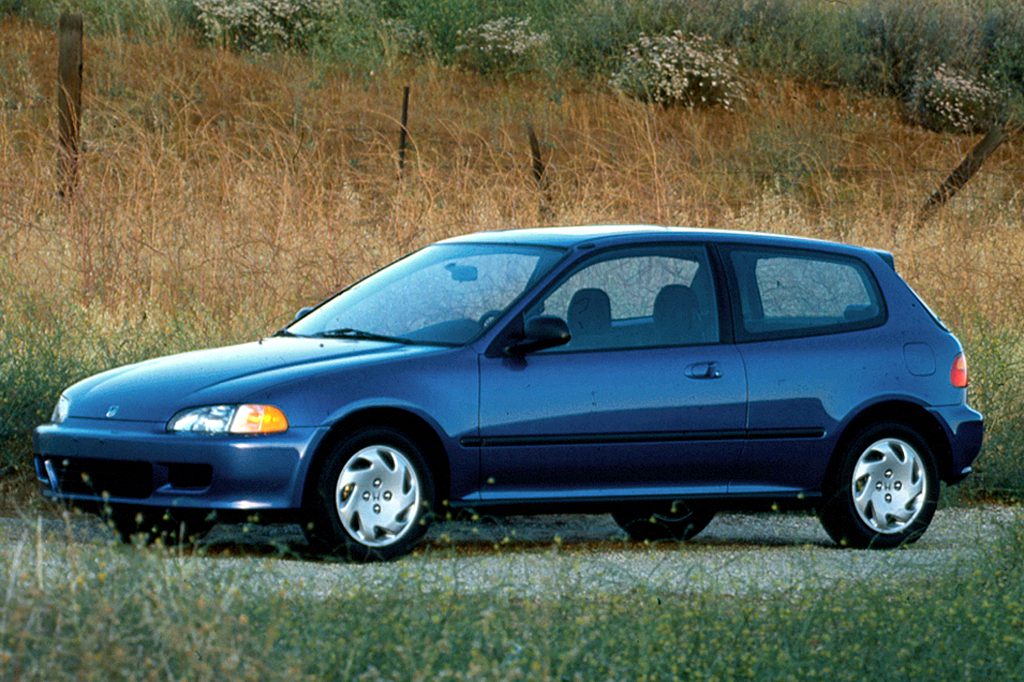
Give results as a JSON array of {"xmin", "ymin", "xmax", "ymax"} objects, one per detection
[{"xmin": 288, "ymin": 242, "xmax": 565, "ymax": 345}]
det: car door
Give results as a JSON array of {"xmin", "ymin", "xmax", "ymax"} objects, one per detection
[{"xmin": 476, "ymin": 243, "xmax": 747, "ymax": 503}]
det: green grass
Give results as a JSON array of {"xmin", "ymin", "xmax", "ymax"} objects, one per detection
[
  {"xmin": 2, "ymin": 0, "xmax": 195, "ymax": 38},
  {"xmin": 956, "ymin": 323, "xmax": 1024, "ymax": 502},
  {"xmin": 7, "ymin": 0, "xmax": 1024, "ymax": 103},
  {"xmin": 1, "ymin": 516, "xmax": 1022, "ymax": 680}
]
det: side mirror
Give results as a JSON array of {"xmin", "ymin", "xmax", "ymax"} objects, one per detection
[
  {"xmin": 293, "ymin": 306, "xmax": 314, "ymax": 323},
  {"xmin": 505, "ymin": 316, "xmax": 571, "ymax": 355}
]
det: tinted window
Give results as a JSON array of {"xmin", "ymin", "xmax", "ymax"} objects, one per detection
[
  {"xmin": 528, "ymin": 245, "xmax": 719, "ymax": 351},
  {"xmin": 729, "ymin": 247, "xmax": 884, "ymax": 340}
]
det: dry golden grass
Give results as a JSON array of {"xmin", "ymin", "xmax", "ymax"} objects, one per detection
[{"xmin": 3, "ymin": 17, "xmax": 1023, "ymax": 333}]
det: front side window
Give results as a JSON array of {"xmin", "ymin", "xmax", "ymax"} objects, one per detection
[
  {"xmin": 527, "ymin": 245, "xmax": 720, "ymax": 351},
  {"xmin": 728, "ymin": 247, "xmax": 884, "ymax": 340},
  {"xmin": 290, "ymin": 243, "xmax": 565, "ymax": 345}
]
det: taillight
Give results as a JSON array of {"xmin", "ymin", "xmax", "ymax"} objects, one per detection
[{"xmin": 950, "ymin": 352, "xmax": 968, "ymax": 388}]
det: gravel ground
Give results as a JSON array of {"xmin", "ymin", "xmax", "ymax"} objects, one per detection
[{"xmin": 1, "ymin": 506, "xmax": 1018, "ymax": 598}]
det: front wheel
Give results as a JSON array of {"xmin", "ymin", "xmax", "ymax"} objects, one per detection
[
  {"xmin": 613, "ymin": 501, "xmax": 715, "ymax": 542},
  {"xmin": 303, "ymin": 427, "xmax": 435, "ymax": 561},
  {"xmin": 819, "ymin": 422, "xmax": 939, "ymax": 549}
]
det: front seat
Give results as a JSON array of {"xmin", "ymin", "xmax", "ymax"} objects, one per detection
[
  {"xmin": 653, "ymin": 284, "xmax": 699, "ymax": 344},
  {"xmin": 567, "ymin": 288, "xmax": 611, "ymax": 346}
]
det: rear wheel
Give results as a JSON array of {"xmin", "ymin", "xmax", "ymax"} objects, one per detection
[
  {"xmin": 613, "ymin": 501, "xmax": 714, "ymax": 542},
  {"xmin": 819, "ymin": 422, "xmax": 939, "ymax": 549},
  {"xmin": 303, "ymin": 427, "xmax": 435, "ymax": 561}
]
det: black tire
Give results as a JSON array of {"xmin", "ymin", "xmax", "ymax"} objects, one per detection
[
  {"xmin": 819, "ymin": 422, "xmax": 939, "ymax": 549},
  {"xmin": 613, "ymin": 501, "xmax": 715, "ymax": 542},
  {"xmin": 105, "ymin": 506, "xmax": 214, "ymax": 546},
  {"xmin": 302, "ymin": 427, "xmax": 435, "ymax": 562}
]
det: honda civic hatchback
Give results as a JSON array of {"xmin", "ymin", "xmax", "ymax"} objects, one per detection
[{"xmin": 34, "ymin": 226, "xmax": 983, "ymax": 559}]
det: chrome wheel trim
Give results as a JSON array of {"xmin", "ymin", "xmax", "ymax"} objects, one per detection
[
  {"xmin": 335, "ymin": 444, "xmax": 421, "ymax": 548},
  {"xmin": 851, "ymin": 437, "xmax": 927, "ymax": 535}
]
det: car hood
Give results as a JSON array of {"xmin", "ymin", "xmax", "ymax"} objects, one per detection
[{"xmin": 63, "ymin": 337, "xmax": 439, "ymax": 422}]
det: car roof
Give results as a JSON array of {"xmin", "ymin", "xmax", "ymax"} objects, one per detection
[{"xmin": 438, "ymin": 224, "xmax": 886, "ymax": 259}]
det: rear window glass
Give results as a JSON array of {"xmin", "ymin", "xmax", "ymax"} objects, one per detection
[{"xmin": 728, "ymin": 248, "xmax": 884, "ymax": 340}]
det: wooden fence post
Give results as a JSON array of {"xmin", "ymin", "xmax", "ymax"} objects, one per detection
[
  {"xmin": 917, "ymin": 124, "xmax": 1009, "ymax": 225},
  {"xmin": 525, "ymin": 121, "xmax": 546, "ymax": 186},
  {"xmin": 525, "ymin": 122, "xmax": 554, "ymax": 220},
  {"xmin": 397, "ymin": 85, "xmax": 410, "ymax": 175},
  {"xmin": 57, "ymin": 13, "xmax": 83, "ymax": 199}
]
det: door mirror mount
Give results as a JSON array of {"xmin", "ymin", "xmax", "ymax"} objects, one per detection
[{"xmin": 504, "ymin": 316, "xmax": 571, "ymax": 355}]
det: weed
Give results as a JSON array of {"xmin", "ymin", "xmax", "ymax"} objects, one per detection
[
  {"xmin": 454, "ymin": 17, "xmax": 549, "ymax": 76},
  {"xmin": 610, "ymin": 32, "xmax": 744, "ymax": 110},
  {"xmin": 192, "ymin": 0, "xmax": 339, "ymax": 52},
  {"xmin": 905, "ymin": 65, "xmax": 1005, "ymax": 133},
  {"xmin": 0, "ymin": 514, "xmax": 1021, "ymax": 678}
]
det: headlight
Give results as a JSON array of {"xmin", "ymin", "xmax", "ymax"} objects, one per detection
[
  {"xmin": 51, "ymin": 394, "xmax": 70, "ymax": 424},
  {"xmin": 167, "ymin": 404, "xmax": 289, "ymax": 435}
]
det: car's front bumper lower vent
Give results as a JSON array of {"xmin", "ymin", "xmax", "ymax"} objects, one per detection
[{"xmin": 39, "ymin": 456, "xmax": 154, "ymax": 499}]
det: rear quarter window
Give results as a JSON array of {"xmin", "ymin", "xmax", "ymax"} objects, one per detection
[{"xmin": 727, "ymin": 247, "xmax": 885, "ymax": 341}]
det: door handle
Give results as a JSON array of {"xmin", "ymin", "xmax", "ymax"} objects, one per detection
[{"xmin": 685, "ymin": 361, "xmax": 722, "ymax": 379}]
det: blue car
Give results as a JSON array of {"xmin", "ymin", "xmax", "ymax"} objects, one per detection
[{"xmin": 34, "ymin": 226, "xmax": 983, "ymax": 559}]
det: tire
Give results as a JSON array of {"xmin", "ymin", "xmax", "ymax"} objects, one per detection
[
  {"xmin": 819, "ymin": 422, "xmax": 939, "ymax": 549},
  {"xmin": 303, "ymin": 427, "xmax": 435, "ymax": 562},
  {"xmin": 613, "ymin": 501, "xmax": 715, "ymax": 542},
  {"xmin": 105, "ymin": 506, "xmax": 214, "ymax": 546}
]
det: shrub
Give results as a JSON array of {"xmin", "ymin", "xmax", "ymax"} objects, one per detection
[
  {"xmin": 454, "ymin": 16, "xmax": 549, "ymax": 75},
  {"xmin": 905, "ymin": 65, "xmax": 1004, "ymax": 133},
  {"xmin": 958, "ymin": 324, "xmax": 1024, "ymax": 501},
  {"xmin": 539, "ymin": 0, "xmax": 680, "ymax": 78},
  {"xmin": 192, "ymin": 0, "xmax": 340, "ymax": 52},
  {"xmin": 382, "ymin": 17, "xmax": 429, "ymax": 58},
  {"xmin": 5, "ymin": 0, "xmax": 195, "ymax": 38},
  {"xmin": 383, "ymin": 0, "xmax": 495, "ymax": 64},
  {"xmin": 610, "ymin": 31, "xmax": 744, "ymax": 110},
  {"xmin": 309, "ymin": 2, "xmax": 393, "ymax": 73},
  {"xmin": 981, "ymin": 4, "xmax": 1024, "ymax": 123}
]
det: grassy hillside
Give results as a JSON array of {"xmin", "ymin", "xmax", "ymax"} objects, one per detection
[
  {"xmin": 6, "ymin": 1, "xmax": 1024, "ymax": 100},
  {"xmin": 1, "ymin": 14, "xmax": 1022, "ymax": 504}
]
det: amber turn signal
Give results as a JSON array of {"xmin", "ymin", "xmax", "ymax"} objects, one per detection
[{"xmin": 229, "ymin": 404, "xmax": 289, "ymax": 434}]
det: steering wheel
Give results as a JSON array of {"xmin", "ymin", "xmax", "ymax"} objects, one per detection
[{"xmin": 477, "ymin": 309, "xmax": 503, "ymax": 329}]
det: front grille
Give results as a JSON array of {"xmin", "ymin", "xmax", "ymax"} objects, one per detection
[
  {"xmin": 166, "ymin": 463, "xmax": 213, "ymax": 490},
  {"xmin": 46, "ymin": 457, "xmax": 153, "ymax": 499}
]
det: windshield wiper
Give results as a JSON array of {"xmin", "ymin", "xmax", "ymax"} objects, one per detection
[
  {"xmin": 311, "ymin": 328, "xmax": 414, "ymax": 344},
  {"xmin": 272, "ymin": 329, "xmax": 302, "ymax": 337}
]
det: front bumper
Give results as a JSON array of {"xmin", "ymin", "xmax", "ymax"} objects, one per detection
[
  {"xmin": 33, "ymin": 417, "xmax": 328, "ymax": 510},
  {"xmin": 927, "ymin": 404, "xmax": 984, "ymax": 484}
]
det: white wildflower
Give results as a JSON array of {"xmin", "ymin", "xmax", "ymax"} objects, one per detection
[
  {"xmin": 610, "ymin": 32, "xmax": 745, "ymax": 110},
  {"xmin": 192, "ymin": 0, "xmax": 340, "ymax": 52},
  {"xmin": 454, "ymin": 17, "xmax": 549, "ymax": 74},
  {"xmin": 906, "ymin": 65, "xmax": 1003, "ymax": 133}
]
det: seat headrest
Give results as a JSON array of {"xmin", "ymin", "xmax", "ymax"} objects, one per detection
[
  {"xmin": 567, "ymin": 288, "xmax": 611, "ymax": 336},
  {"xmin": 653, "ymin": 284, "xmax": 697, "ymax": 339}
]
